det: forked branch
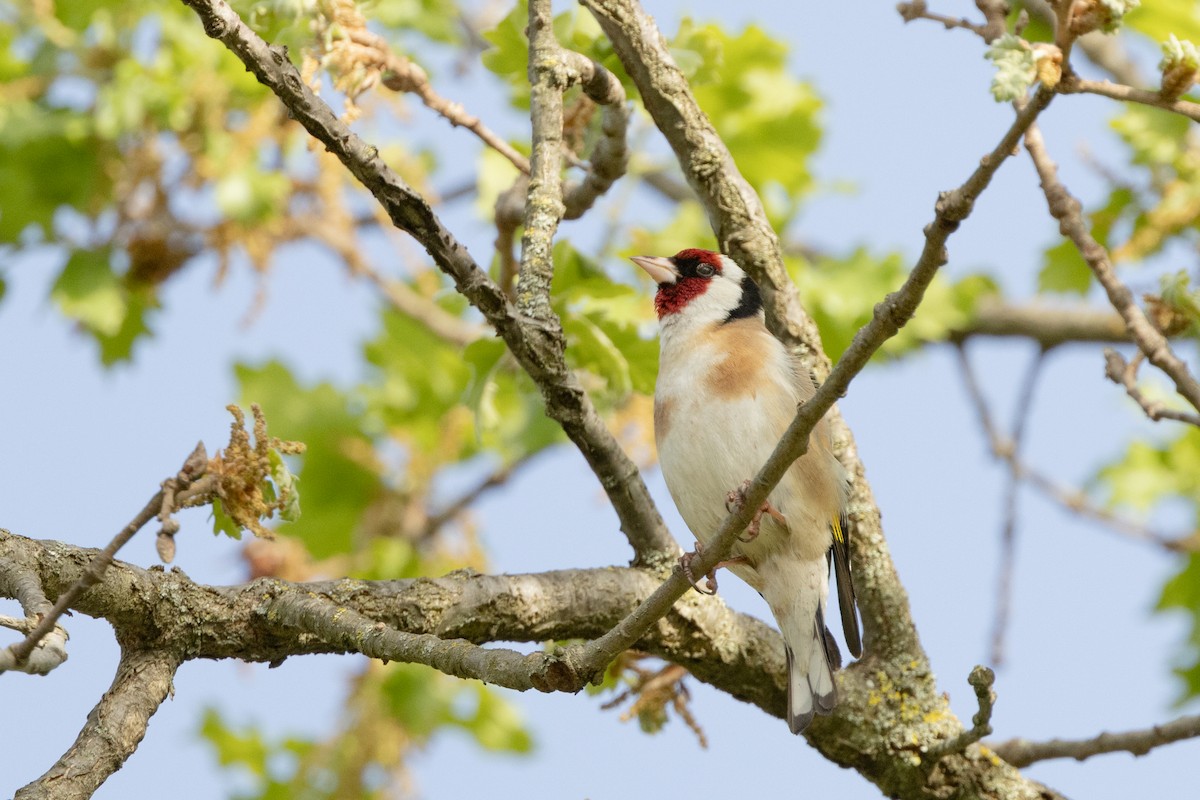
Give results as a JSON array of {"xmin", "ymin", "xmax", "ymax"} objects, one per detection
[
  {"xmin": 178, "ymin": 0, "xmax": 676, "ymax": 566},
  {"xmin": 1024, "ymin": 122, "xmax": 1200, "ymax": 417}
]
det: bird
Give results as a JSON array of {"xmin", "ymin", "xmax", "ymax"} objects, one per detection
[{"xmin": 630, "ymin": 247, "xmax": 861, "ymax": 734}]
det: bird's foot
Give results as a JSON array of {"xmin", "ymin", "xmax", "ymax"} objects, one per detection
[
  {"xmin": 680, "ymin": 543, "xmax": 717, "ymax": 595},
  {"xmin": 724, "ymin": 479, "xmax": 788, "ymax": 542},
  {"xmin": 679, "ymin": 542, "xmax": 749, "ymax": 596},
  {"xmin": 724, "ymin": 481, "xmax": 750, "ymax": 515}
]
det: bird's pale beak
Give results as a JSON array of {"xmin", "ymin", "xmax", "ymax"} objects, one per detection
[{"xmin": 629, "ymin": 255, "xmax": 679, "ymax": 286}]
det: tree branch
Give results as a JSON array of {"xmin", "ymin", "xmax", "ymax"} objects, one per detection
[
  {"xmin": 369, "ymin": 31, "xmax": 531, "ymax": 175},
  {"xmin": 1024, "ymin": 121, "xmax": 1200, "ymax": 416},
  {"xmin": 1058, "ymin": 75, "xmax": 1200, "ymax": 124},
  {"xmin": 3, "ymin": 443, "xmax": 211, "ymax": 671},
  {"xmin": 1, "ymin": 527, "xmax": 1071, "ymax": 798},
  {"xmin": 561, "ymin": 55, "xmax": 629, "ymax": 219},
  {"xmin": 952, "ymin": 299, "xmax": 1134, "ymax": 347},
  {"xmin": 1103, "ymin": 349, "xmax": 1200, "ymax": 427},
  {"xmin": 988, "ymin": 349, "xmax": 1045, "ymax": 667},
  {"xmin": 926, "ymin": 666, "xmax": 997, "ymax": 760},
  {"xmin": 897, "ymin": 1, "xmax": 990, "ymax": 38},
  {"xmin": 177, "ymin": 0, "xmax": 677, "ymax": 566},
  {"xmin": 0, "ymin": 557, "xmax": 65, "ymax": 675},
  {"xmin": 990, "ymin": 713, "xmax": 1200, "ymax": 767},
  {"xmin": 955, "ymin": 343, "xmax": 1195, "ymax": 552},
  {"xmin": 0, "ymin": 532, "xmax": 790, "ymax": 718},
  {"xmin": 14, "ymin": 648, "xmax": 182, "ymax": 800},
  {"xmin": 517, "ymin": 0, "xmax": 572, "ymax": 324},
  {"xmin": 518, "ymin": 0, "xmax": 629, "ymax": 321},
  {"xmin": 267, "ymin": 590, "xmax": 545, "ymax": 691}
]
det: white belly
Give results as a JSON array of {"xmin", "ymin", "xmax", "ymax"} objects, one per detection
[{"xmin": 653, "ymin": 325, "xmax": 841, "ymax": 571}]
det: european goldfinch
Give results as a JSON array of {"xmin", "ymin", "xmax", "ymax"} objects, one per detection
[{"xmin": 632, "ymin": 248, "xmax": 861, "ymax": 733}]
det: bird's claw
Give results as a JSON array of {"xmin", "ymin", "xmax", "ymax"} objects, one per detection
[
  {"xmin": 680, "ymin": 544, "xmax": 718, "ymax": 595},
  {"xmin": 680, "ymin": 544, "xmax": 753, "ymax": 596},
  {"xmin": 741, "ymin": 515, "xmax": 762, "ymax": 543},
  {"xmin": 725, "ymin": 479, "xmax": 787, "ymax": 542},
  {"xmin": 724, "ymin": 480, "xmax": 751, "ymax": 514}
]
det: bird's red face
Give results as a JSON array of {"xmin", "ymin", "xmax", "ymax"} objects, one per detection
[{"xmin": 630, "ymin": 249, "xmax": 725, "ymax": 319}]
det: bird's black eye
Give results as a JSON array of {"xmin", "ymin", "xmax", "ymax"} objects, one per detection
[{"xmin": 696, "ymin": 264, "xmax": 715, "ymax": 277}]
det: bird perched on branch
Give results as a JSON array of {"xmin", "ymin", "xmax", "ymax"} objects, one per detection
[{"xmin": 631, "ymin": 248, "xmax": 861, "ymax": 734}]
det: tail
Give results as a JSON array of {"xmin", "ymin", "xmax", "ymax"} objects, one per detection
[{"xmin": 784, "ymin": 603, "xmax": 842, "ymax": 734}]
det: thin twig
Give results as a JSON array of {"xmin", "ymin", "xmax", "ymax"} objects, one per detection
[
  {"xmin": 353, "ymin": 259, "xmax": 485, "ymax": 347},
  {"xmin": 1024, "ymin": 121, "xmax": 1200, "ymax": 416},
  {"xmin": 1049, "ymin": 0, "xmax": 1078, "ymax": 63},
  {"xmin": 640, "ymin": 167, "xmax": 693, "ymax": 203},
  {"xmin": 421, "ymin": 455, "xmax": 535, "ymax": 537},
  {"xmin": 974, "ymin": 0, "xmax": 1010, "ymax": 41},
  {"xmin": 927, "ymin": 666, "xmax": 996, "ymax": 760},
  {"xmin": 1076, "ymin": 32, "xmax": 1144, "ymax": 87},
  {"xmin": 990, "ymin": 713, "xmax": 1200, "ymax": 767},
  {"xmin": 1103, "ymin": 349, "xmax": 1200, "ymax": 426},
  {"xmin": 955, "ymin": 344, "xmax": 1193, "ymax": 552},
  {"xmin": 956, "ymin": 342, "xmax": 1009, "ymax": 454},
  {"xmin": 1018, "ymin": 458, "xmax": 1194, "ymax": 551},
  {"xmin": 4, "ymin": 444, "xmax": 212, "ymax": 669},
  {"xmin": 309, "ymin": 207, "xmax": 486, "ymax": 347},
  {"xmin": 1058, "ymin": 75, "xmax": 1200, "ymax": 125},
  {"xmin": 367, "ymin": 30, "xmax": 531, "ymax": 175},
  {"xmin": 897, "ymin": 1, "xmax": 990, "ymax": 38},
  {"xmin": 989, "ymin": 349, "xmax": 1045, "ymax": 666}
]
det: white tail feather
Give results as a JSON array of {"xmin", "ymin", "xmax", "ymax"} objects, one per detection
[{"xmin": 782, "ymin": 599, "xmax": 838, "ymax": 733}]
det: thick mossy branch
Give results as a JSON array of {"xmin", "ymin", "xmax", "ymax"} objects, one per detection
[
  {"xmin": 0, "ymin": 533, "xmax": 790, "ymax": 716},
  {"xmin": 517, "ymin": 0, "xmax": 571, "ymax": 325}
]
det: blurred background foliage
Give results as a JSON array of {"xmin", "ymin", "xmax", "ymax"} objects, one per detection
[{"xmin": 3, "ymin": 0, "xmax": 1200, "ymax": 795}]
